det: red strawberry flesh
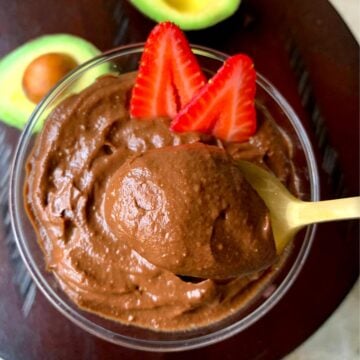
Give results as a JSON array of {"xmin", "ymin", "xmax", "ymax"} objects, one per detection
[
  {"xmin": 130, "ymin": 22, "xmax": 206, "ymax": 119},
  {"xmin": 171, "ymin": 54, "xmax": 257, "ymax": 143}
]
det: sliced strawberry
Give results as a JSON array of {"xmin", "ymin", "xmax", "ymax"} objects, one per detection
[
  {"xmin": 130, "ymin": 22, "xmax": 206, "ymax": 119},
  {"xmin": 171, "ymin": 54, "xmax": 257, "ymax": 143}
]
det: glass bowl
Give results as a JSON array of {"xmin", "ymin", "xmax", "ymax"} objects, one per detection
[{"xmin": 10, "ymin": 44, "xmax": 319, "ymax": 352}]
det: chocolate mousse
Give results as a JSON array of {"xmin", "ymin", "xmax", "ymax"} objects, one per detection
[{"xmin": 25, "ymin": 73, "xmax": 300, "ymax": 330}]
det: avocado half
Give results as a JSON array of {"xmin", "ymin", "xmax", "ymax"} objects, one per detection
[
  {"xmin": 130, "ymin": 0, "xmax": 241, "ymax": 30},
  {"xmin": 0, "ymin": 34, "xmax": 107, "ymax": 129}
]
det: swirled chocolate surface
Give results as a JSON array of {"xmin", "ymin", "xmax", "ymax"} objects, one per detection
[{"xmin": 25, "ymin": 73, "xmax": 299, "ymax": 330}]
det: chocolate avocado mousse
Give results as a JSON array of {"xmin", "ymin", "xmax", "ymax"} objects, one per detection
[
  {"xmin": 25, "ymin": 72, "xmax": 300, "ymax": 330},
  {"xmin": 105, "ymin": 143, "xmax": 276, "ymax": 279}
]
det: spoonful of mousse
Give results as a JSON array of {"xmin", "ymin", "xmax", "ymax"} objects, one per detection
[
  {"xmin": 104, "ymin": 143, "xmax": 277, "ymax": 279},
  {"xmin": 104, "ymin": 142, "xmax": 360, "ymax": 279}
]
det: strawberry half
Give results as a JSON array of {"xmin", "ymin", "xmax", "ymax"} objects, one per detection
[
  {"xmin": 170, "ymin": 54, "xmax": 257, "ymax": 143},
  {"xmin": 130, "ymin": 22, "xmax": 206, "ymax": 119}
]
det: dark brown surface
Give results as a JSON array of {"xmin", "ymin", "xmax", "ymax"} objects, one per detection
[{"xmin": 0, "ymin": 0, "xmax": 358, "ymax": 359}]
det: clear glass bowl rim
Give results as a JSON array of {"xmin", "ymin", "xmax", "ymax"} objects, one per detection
[{"xmin": 10, "ymin": 43, "xmax": 320, "ymax": 352}]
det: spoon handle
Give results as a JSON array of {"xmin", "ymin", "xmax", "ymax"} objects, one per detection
[{"xmin": 295, "ymin": 196, "xmax": 360, "ymax": 227}]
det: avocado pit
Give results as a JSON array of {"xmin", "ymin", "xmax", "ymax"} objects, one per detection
[{"xmin": 22, "ymin": 52, "xmax": 78, "ymax": 103}]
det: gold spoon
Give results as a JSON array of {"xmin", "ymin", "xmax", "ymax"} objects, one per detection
[{"xmin": 237, "ymin": 161, "xmax": 360, "ymax": 254}]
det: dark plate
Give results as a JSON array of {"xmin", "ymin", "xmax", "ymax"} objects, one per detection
[{"xmin": 0, "ymin": 0, "xmax": 358, "ymax": 359}]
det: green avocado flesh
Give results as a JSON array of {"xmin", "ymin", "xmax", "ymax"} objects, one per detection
[
  {"xmin": 0, "ymin": 34, "xmax": 108, "ymax": 129},
  {"xmin": 130, "ymin": 0, "xmax": 241, "ymax": 30}
]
